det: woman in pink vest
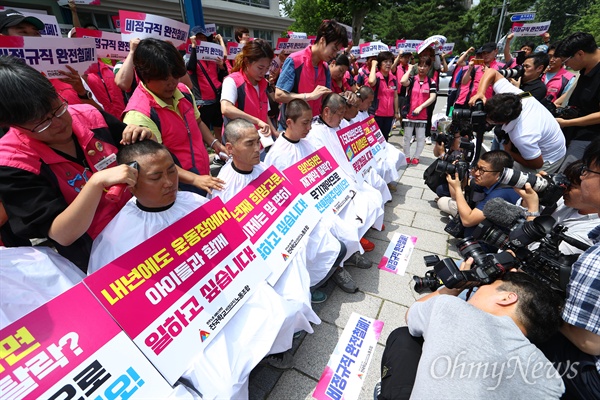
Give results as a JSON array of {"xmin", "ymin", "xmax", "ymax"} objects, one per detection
[
  {"xmin": 0, "ymin": 56, "xmax": 151, "ymax": 272},
  {"xmin": 330, "ymin": 54, "xmax": 355, "ymax": 94},
  {"xmin": 221, "ymin": 39, "xmax": 277, "ymax": 137},
  {"xmin": 400, "ymin": 57, "xmax": 437, "ymax": 165},
  {"xmin": 368, "ymin": 51, "xmax": 400, "ymax": 141},
  {"xmin": 84, "ymin": 60, "xmax": 126, "ymax": 119}
]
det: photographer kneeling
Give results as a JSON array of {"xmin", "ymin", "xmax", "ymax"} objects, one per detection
[
  {"xmin": 378, "ymin": 261, "xmax": 565, "ymax": 399},
  {"xmin": 437, "ymin": 150, "xmax": 520, "ymax": 238},
  {"xmin": 469, "ymin": 68, "xmax": 566, "ymax": 174}
]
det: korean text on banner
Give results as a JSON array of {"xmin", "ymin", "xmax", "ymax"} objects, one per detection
[
  {"xmin": 417, "ymin": 35, "xmax": 447, "ymax": 54},
  {"xmin": 276, "ymin": 38, "xmax": 311, "ymax": 54},
  {"xmin": 283, "ymin": 147, "xmax": 353, "ymax": 216},
  {"xmin": 313, "ymin": 313, "xmax": 384, "ymax": 400},
  {"xmin": 287, "ymin": 31, "xmax": 307, "ymax": 39},
  {"xmin": 396, "ymin": 39, "xmax": 422, "ymax": 53},
  {"xmin": 442, "ymin": 42, "xmax": 455, "ymax": 55},
  {"xmin": 193, "ymin": 41, "xmax": 224, "ymax": 61},
  {"xmin": 204, "ymin": 23, "xmax": 217, "ymax": 36},
  {"xmin": 119, "ymin": 10, "xmax": 189, "ymax": 48},
  {"xmin": 0, "ymin": 284, "xmax": 174, "ymax": 400},
  {"xmin": 336, "ymin": 120, "xmax": 377, "ymax": 183},
  {"xmin": 378, "ymin": 232, "xmax": 417, "ymax": 275},
  {"xmin": 359, "ymin": 41, "xmax": 389, "ymax": 58},
  {"xmin": 75, "ymin": 28, "xmax": 130, "ymax": 60},
  {"xmin": 224, "ymin": 166, "xmax": 320, "ymax": 285},
  {"xmin": 0, "ymin": 37, "xmax": 96, "ymax": 78},
  {"xmin": 84, "ymin": 197, "xmax": 269, "ymax": 384},
  {"xmin": 361, "ymin": 117, "xmax": 388, "ymax": 163},
  {"xmin": 511, "ymin": 21, "xmax": 551, "ymax": 37},
  {"xmin": 227, "ymin": 42, "xmax": 244, "ymax": 60}
]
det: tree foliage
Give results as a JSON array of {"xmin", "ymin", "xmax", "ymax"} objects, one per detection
[
  {"xmin": 535, "ymin": 0, "xmax": 593, "ymax": 41},
  {"xmin": 573, "ymin": 0, "xmax": 600, "ymax": 42}
]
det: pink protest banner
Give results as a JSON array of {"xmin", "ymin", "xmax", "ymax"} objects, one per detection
[
  {"xmin": 0, "ymin": 284, "xmax": 174, "ymax": 399},
  {"xmin": 111, "ymin": 15, "xmax": 120, "ymax": 31},
  {"xmin": 84, "ymin": 197, "xmax": 269, "ymax": 383},
  {"xmin": 378, "ymin": 232, "xmax": 417, "ymax": 275},
  {"xmin": 224, "ymin": 166, "xmax": 320, "ymax": 284},
  {"xmin": 0, "ymin": 37, "xmax": 96, "ymax": 78},
  {"xmin": 308, "ymin": 35, "xmax": 317, "ymax": 45},
  {"xmin": 442, "ymin": 42, "xmax": 455, "ymax": 55},
  {"xmin": 75, "ymin": 28, "xmax": 130, "ymax": 60},
  {"xmin": 276, "ymin": 38, "xmax": 311, "ymax": 54},
  {"xmin": 283, "ymin": 147, "xmax": 353, "ymax": 215},
  {"xmin": 119, "ymin": 10, "xmax": 189, "ymax": 48},
  {"xmin": 313, "ymin": 313, "xmax": 384, "ymax": 400},
  {"xmin": 336, "ymin": 120, "xmax": 377, "ymax": 183},
  {"xmin": 396, "ymin": 39, "xmax": 422, "ymax": 53},
  {"xmin": 361, "ymin": 116, "xmax": 388, "ymax": 163},
  {"xmin": 359, "ymin": 41, "xmax": 389, "ymax": 58},
  {"xmin": 511, "ymin": 21, "xmax": 551, "ymax": 37},
  {"xmin": 227, "ymin": 41, "xmax": 243, "ymax": 60},
  {"xmin": 416, "ymin": 34, "xmax": 446, "ymax": 54},
  {"xmin": 193, "ymin": 41, "xmax": 224, "ymax": 61}
]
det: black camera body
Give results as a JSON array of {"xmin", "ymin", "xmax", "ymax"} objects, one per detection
[
  {"xmin": 452, "ymin": 100, "xmax": 487, "ymax": 137},
  {"xmin": 435, "ymin": 159, "xmax": 470, "ymax": 181}
]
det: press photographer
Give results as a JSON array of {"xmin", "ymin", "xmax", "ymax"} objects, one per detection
[
  {"xmin": 469, "ymin": 68, "xmax": 566, "ymax": 174},
  {"xmin": 500, "ymin": 52, "xmax": 549, "ymax": 102}
]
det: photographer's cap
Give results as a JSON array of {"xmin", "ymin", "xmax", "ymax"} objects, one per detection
[
  {"xmin": 476, "ymin": 42, "xmax": 497, "ymax": 54},
  {"xmin": 0, "ymin": 9, "xmax": 44, "ymax": 32}
]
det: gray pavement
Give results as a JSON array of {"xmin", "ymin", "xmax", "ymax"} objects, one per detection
[{"xmin": 248, "ymin": 125, "xmax": 461, "ymax": 400}]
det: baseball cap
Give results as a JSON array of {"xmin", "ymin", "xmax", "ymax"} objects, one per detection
[
  {"xmin": 401, "ymin": 50, "xmax": 413, "ymax": 56},
  {"xmin": 476, "ymin": 42, "xmax": 497, "ymax": 54},
  {"xmin": 190, "ymin": 25, "xmax": 213, "ymax": 38},
  {"xmin": 0, "ymin": 9, "xmax": 44, "ymax": 33}
]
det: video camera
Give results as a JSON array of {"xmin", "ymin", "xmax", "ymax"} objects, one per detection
[
  {"xmin": 451, "ymin": 100, "xmax": 489, "ymax": 165},
  {"xmin": 498, "ymin": 168, "xmax": 570, "ymax": 207}
]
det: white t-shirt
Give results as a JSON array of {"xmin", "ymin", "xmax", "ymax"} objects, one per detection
[
  {"xmin": 493, "ymin": 79, "xmax": 565, "ymax": 164},
  {"xmin": 220, "ymin": 76, "xmax": 270, "ymax": 111}
]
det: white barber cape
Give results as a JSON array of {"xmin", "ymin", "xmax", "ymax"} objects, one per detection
[
  {"xmin": 348, "ymin": 112, "xmax": 406, "ymax": 182},
  {"xmin": 264, "ymin": 134, "xmax": 362, "ymax": 270},
  {"xmin": 306, "ymin": 118, "xmax": 385, "ymax": 234},
  {"xmin": 89, "ymin": 191, "xmax": 305, "ymax": 400}
]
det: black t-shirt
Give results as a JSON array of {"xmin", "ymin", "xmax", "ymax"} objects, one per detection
[
  {"xmin": 520, "ymin": 77, "xmax": 548, "ymax": 102},
  {"xmin": 0, "ymin": 111, "xmax": 126, "ymax": 271},
  {"xmin": 568, "ymin": 61, "xmax": 600, "ymax": 141}
]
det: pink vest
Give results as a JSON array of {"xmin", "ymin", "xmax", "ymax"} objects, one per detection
[
  {"xmin": 85, "ymin": 61, "xmax": 125, "ymax": 119},
  {"xmin": 227, "ymin": 71, "xmax": 269, "ymax": 127},
  {"xmin": 193, "ymin": 60, "xmax": 222, "ymax": 101},
  {"xmin": 407, "ymin": 77, "xmax": 433, "ymax": 120},
  {"xmin": 395, "ymin": 63, "xmax": 409, "ymax": 94},
  {"xmin": 0, "ymin": 105, "xmax": 130, "ymax": 239},
  {"xmin": 123, "ymin": 83, "xmax": 210, "ymax": 175},
  {"xmin": 374, "ymin": 71, "xmax": 398, "ymax": 117},
  {"xmin": 51, "ymin": 79, "xmax": 84, "ymax": 106},
  {"xmin": 455, "ymin": 60, "xmax": 504, "ymax": 105},
  {"xmin": 331, "ymin": 71, "xmax": 353, "ymax": 94},
  {"xmin": 290, "ymin": 46, "xmax": 329, "ymax": 116},
  {"xmin": 544, "ymin": 68, "xmax": 574, "ymax": 102}
]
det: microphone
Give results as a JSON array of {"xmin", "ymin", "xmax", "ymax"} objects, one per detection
[
  {"xmin": 105, "ymin": 161, "xmax": 138, "ymax": 202},
  {"xmin": 482, "ymin": 197, "xmax": 525, "ymax": 228}
]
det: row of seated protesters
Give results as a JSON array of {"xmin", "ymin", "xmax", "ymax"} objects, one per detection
[{"xmin": 0, "ymin": 48, "xmax": 402, "ymax": 397}]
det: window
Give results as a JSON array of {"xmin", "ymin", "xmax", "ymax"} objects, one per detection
[
  {"xmin": 254, "ymin": 29, "xmax": 273, "ymax": 46},
  {"xmin": 223, "ymin": 0, "xmax": 270, "ymax": 9},
  {"xmin": 217, "ymin": 25, "xmax": 234, "ymax": 43},
  {"xmin": 60, "ymin": 9, "xmax": 116, "ymax": 31}
]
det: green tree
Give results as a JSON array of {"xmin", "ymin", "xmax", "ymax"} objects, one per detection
[
  {"xmin": 573, "ymin": 0, "xmax": 600, "ymax": 42},
  {"xmin": 464, "ymin": 0, "xmax": 536, "ymax": 46},
  {"xmin": 534, "ymin": 0, "xmax": 593, "ymax": 41}
]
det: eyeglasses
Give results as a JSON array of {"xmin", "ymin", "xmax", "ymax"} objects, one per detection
[
  {"xmin": 579, "ymin": 164, "xmax": 600, "ymax": 177},
  {"xmin": 562, "ymin": 56, "xmax": 572, "ymax": 66},
  {"xmin": 16, "ymin": 101, "xmax": 69, "ymax": 134},
  {"xmin": 471, "ymin": 165, "xmax": 500, "ymax": 174}
]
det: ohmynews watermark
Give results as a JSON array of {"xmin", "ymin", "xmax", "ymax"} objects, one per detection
[{"xmin": 430, "ymin": 351, "xmax": 578, "ymax": 390}]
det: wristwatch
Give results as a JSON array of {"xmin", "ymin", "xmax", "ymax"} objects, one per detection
[
  {"xmin": 78, "ymin": 90, "xmax": 93, "ymax": 100},
  {"xmin": 524, "ymin": 210, "xmax": 540, "ymax": 217}
]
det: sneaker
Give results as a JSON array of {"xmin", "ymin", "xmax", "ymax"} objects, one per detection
[
  {"xmin": 311, "ymin": 290, "xmax": 327, "ymax": 304},
  {"xmin": 399, "ymin": 128, "xmax": 404, "ymax": 136},
  {"xmin": 374, "ymin": 381, "xmax": 381, "ymax": 400},
  {"xmin": 360, "ymin": 237, "xmax": 375, "ymax": 252},
  {"xmin": 425, "ymin": 136, "xmax": 432, "ymax": 145},
  {"xmin": 261, "ymin": 350, "xmax": 294, "ymax": 370},
  {"xmin": 332, "ymin": 268, "xmax": 358, "ymax": 293},
  {"xmin": 411, "ymin": 158, "xmax": 420, "ymax": 165},
  {"xmin": 387, "ymin": 183, "xmax": 397, "ymax": 192},
  {"xmin": 345, "ymin": 252, "xmax": 372, "ymax": 269},
  {"xmin": 406, "ymin": 157, "xmax": 411, "ymax": 165},
  {"xmin": 410, "ymin": 135, "xmax": 415, "ymax": 144}
]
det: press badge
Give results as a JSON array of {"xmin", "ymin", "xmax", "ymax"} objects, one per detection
[{"xmin": 94, "ymin": 153, "xmax": 117, "ymax": 171}]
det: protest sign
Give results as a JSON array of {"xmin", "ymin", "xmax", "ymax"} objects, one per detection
[
  {"xmin": 224, "ymin": 167, "xmax": 320, "ymax": 284},
  {"xmin": 350, "ymin": 45, "xmax": 360, "ymax": 58},
  {"xmin": 359, "ymin": 41, "xmax": 389, "ymax": 58},
  {"xmin": 313, "ymin": 313, "xmax": 384, "ymax": 400},
  {"xmin": 84, "ymin": 197, "xmax": 269, "ymax": 384},
  {"xmin": 511, "ymin": 21, "xmax": 551, "ymax": 37},
  {"xmin": 0, "ymin": 284, "xmax": 174, "ymax": 400},
  {"xmin": 204, "ymin": 23, "xmax": 217, "ymax": 36},
  {"xmin": 361, "ymin": 117, "xmax": 387, "ymax": 164},
  {"xmin": 276, "ymin": 38, "xmax": 311, "ymax": 54},
  {"xmin": 396, "ymin": 39, "xmax": 422, "ymax": 53},
  {"xmin": 336, "ymin": 121, "xmax": 377, "ymax": 183},
  {"xmin": 111, "ymin": 15, "xmax": 120, "ymax": 31},
  {"xmin": 29, "ymin": 13, "xmax": 61, "ymax": 37},
  {"xmin": 57, "ymin": 0, "xmax": 101, "ymax": 5},
  {"xmin": 120, "ymin": 10, "xmax": 189, "ymax": 48},
  {"xmin": 417, "ymin": 34, "xmax": 447, "ymax": 54},
  {"xmin": 75, "ymin": 28, "xmax": 129, "ymax": 60},
  {"xmin": 0, "ymin": 37, "xmax": 96, "ymax": 78},
  {"xmin": 227, "ymin": 41, "xmax": 243, "ymax": 60},
  {"xmin": 339, "ymin": 22, "xmax": 353, "ymax": 44},
  {"xmin": 283, "ymin": 147, "xmax": 354, "ymax": 216},
  {"xmin": 287, "ymin": 31, "xmax": 307, "ymax": 39},
  {"xmin": 192, "ymin": 41, "xmax": 224, "ymax": 61},
  {"xmin": 442, "ymin": 42, "xmax": 455, "ymax": 55},
  {"xmin": 378, "ymin": 233, "xmax": 417, "ymax": 275}
]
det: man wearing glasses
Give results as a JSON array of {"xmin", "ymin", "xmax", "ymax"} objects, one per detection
[
  {"xmin": 539, "ymin": 138, "xmax": 600, "ymax": 400},
  {"xmin": 554, "ymin": 32, "xmax": 600, "ymax": 167},
  {"xmin": 437, "ymin": 150, "xmax": 520, "ymax": 238},
  {"xmin": 543, "ymin": 43, "xmax": 576, "ymax": 103}
]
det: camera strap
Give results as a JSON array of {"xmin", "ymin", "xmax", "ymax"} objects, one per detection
[{"xmin": 519, "ymin": 92, "xmax": 533, "ymax": 100}]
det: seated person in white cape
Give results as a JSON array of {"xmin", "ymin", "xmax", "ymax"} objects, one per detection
[
  {"xmin": 350, "ymin": 86, "xmax": 406, "ymax": 179},
  {"xmin": 1, "ymin": 246, "xmax": 198, "ymax": 399},
  {"xmin": 305, "ymin": 93, "xmax": 385, "ymax": 251},
  {"xmin": 89, "ymin": 140, "xmax": 312, "ymax": 399},
  {"xmin": 264, "ymin": 100, "xmax": 373, "ymax": 296},
  {"xmin": 210, "ymin": 119, "xmax": 328, "ymax": 311}
]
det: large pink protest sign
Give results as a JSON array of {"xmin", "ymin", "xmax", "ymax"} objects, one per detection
[
  {"xmin": 336, "ymin": 121, "xmax": 377, "ymax": 182},
  {"xmin": 0, "ymin": 284, "xmax": 174, "ymax": 399},
  {"xmin": 84, "ymin": 197, "xmax": 269, "ymax": 383},
  {"xmin": 0, "ymin": 37, "xmax": 96, "ymax": 78},
  {"xmin": 276, "ymin": 38, "xmax": 311, "ymax": 54},
  {"xmin": 75, "ymin": 28, "xmax": 130, "ymax": 60},
  {"xmin": 119, "ymin": 10, "xmax": 189, "ymax": 48},
  {"xmin": 224, "ymin": 167, "xmax": 320, "ymax": 283},
  {"xmin": 283, "ymin": 147, "xmax": 353, "ymax": 215}
]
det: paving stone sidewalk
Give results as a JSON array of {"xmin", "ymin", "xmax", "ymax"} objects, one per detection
[{"xmin": 248, "ymin": 129, "xmax": 459, "ymax": 400}]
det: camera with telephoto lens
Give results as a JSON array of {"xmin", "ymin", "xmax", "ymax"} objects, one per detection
[
  {"xmin": 553, "ymin": 106, "xmax": 581, "ymax": 120},
  {"xmin": 435, "ymin": 159, "xmax": 471, "ymax": 181},
  {"xmin": 412, "ymin": 238, "xmax": 517, "ymax": 294},
  {"xmin": 452, "ymin": 99, "xmax": 487, "ymax": 136},
  {"xmin": 497, "ymin": 50, "xmax": 526, "ymax": 80},
  {"xmin": 498, "ymin": 168, "xmax": 570, "ymax": 207}
]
